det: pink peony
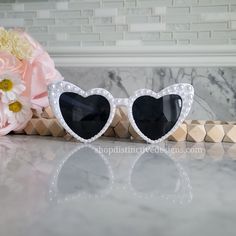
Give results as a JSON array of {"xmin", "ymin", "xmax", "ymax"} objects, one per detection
[
  {"xmin": 0, "ymin": 29, "xmax": 63, "ymax": 135},
  {"xmin": 19, "ymin": 31, "xmax": 63, "ymax": 111},
  {"xmin": 0, "ymin": 51, "xmax": 23, "ymax": 74}
]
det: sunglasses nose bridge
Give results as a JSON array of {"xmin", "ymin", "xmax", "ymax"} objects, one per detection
[{"xmin": 114, "ymin": 98, "xmax": 129, "ymax": 106}]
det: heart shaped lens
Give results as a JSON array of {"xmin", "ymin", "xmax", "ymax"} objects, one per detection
[
  {"xmin": 59, "ymin": 92, "xmax": 110, "ymax": 140},
  {"xmin": 132, "ymin": 95, "xmax": 182, "ymax": 140}
]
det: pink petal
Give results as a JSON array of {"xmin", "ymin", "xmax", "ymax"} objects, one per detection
[{"xmin": 0, "ymin": 122, "xmax": 18, "ymax": 136}]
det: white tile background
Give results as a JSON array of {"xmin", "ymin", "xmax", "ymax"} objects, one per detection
[{"xmin": 0, "ymin": 0, "xmax": 236, "ymax": 48}]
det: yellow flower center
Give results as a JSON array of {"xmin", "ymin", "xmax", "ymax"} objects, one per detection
[
  {"xmin": 9, "ymin": 101, "xmax": 22, "ymax": 113},
  {"xmin": 0, "ymin": 78, "xmax": 13, "ymax": 92}
]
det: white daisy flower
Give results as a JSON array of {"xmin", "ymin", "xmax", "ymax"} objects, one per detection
[
  {"xmin": 5, "ymin": 97, "xmax": 32, "ymax": 124},
  {"xmin": 0, "ymin": 72, "xmax": 25, "ymax": 103}
]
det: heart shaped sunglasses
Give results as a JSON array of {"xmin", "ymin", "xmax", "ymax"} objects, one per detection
[{"xmin": 48, "ymin": 81, "xmax": 194, "ymax": 143}]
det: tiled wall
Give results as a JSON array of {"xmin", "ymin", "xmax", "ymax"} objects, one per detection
[{"xmin": 0, "ymin": 0, "xmax": 236, "ymax": 48}]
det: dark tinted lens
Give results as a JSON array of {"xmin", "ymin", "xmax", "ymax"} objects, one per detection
[
  {"xmin": 132, "ymin": 95, "xmax": 182, "ymax": 140},
  {"xmin": 59, "ymin": 92, "xmax": 110, "ymax": 139}
]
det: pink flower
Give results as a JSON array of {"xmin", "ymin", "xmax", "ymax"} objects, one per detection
[
  {"xmin": 0, "ymin": 51, "xmax": 23, "ymax": 74},
  {"xmin": 19, "ymin": 31, "xmax": 63, "ymax": 111},
  {"xmin": 0, "ymin": 29, "xmax": 63, "ymax": 136}
]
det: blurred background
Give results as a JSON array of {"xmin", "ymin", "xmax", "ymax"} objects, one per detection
[{"xmin": 1, "ymin": 0, "xmax": 235, "ymax": 47}]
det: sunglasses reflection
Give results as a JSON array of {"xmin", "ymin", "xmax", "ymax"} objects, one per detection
[
  {"xmin": 49, "ymin": 146, "xmax": 114, "ymax": 202},
  {"xmin": 49, "ymin": 144, "xmax": 193, "ymax": 205},
  {"xmin": 0, "ymin": 136, "xmax": 194, "ymax": 235}
]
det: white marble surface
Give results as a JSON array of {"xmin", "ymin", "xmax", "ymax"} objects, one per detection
[
  {"xmin": 0, "ymin": 135, "xmax": 236, "ymax": 236},
  {"xmin": 57, "ymin": 67, "xmax": 236, "ymax": 121}
]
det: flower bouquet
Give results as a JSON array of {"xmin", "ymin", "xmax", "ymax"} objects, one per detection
[{"xmin": 0, "ymin": 27, "xmax": 63, "ymax": 135}]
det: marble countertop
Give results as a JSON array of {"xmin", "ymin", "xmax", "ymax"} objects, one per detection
[{"xmin": 0, "ymin": 135, "xmax": 236, "ymax": 236}]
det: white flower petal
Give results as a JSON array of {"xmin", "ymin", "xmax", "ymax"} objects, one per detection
[
  {"xmin": 7, "ymin": 91, "xmax": 16, "ymax": 101},
  {"xmin": 16, "ymin": 113, "xmax": 25, "ymax": 123},
  {"xmin": 13, "ymin": 84, "xmax": 25, "ymax": 94}
]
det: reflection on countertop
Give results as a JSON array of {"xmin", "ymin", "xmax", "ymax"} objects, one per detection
[{"xmin": 0, "ymin": 135, "xmax": 236, "ymax": 236}]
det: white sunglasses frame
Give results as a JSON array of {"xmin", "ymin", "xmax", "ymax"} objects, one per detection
[{"xmin": 48, "ymin": 81, "xmax": 194, "ymax": 144}]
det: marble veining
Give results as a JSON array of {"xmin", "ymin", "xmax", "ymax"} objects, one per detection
[
  {"xmin": 0, "ymin": 135, "xmax": 236, "ymax": 236},
  {"xmin": 57, "ymin": 67, "xmax": 236, "ymax": 121}
]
